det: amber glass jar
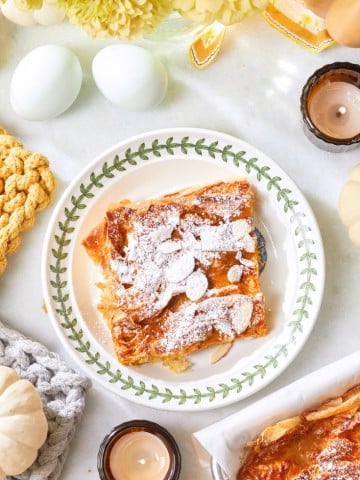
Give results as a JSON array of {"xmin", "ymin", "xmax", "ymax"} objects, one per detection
[
  {"xmin": 98, "ymin": 420, "xmax": 181, "ymax": 480},
  {"xmin": 300, "ymin": 62, "xmax": 360, "ymax": 152}
]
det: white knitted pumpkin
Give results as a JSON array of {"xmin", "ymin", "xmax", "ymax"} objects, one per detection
[
  {"xmin": 339, "ymin": 164, "xmax": 360, "ymax": 248},
  {"xmin": 0, "ymin": 366, "xmax": 48, "ymax": 479}
]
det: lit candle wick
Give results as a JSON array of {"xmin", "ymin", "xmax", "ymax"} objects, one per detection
[
  {"xmin": 308, "ymin": 81, "xmax": 360, "ymax": 139},
  {"xmin": 336, "ymin": 106, "xmax": 347, "ymax": 118},
  {"xmin": 138, "ymin": 458, "xmax": 146, "ymax": 465}
]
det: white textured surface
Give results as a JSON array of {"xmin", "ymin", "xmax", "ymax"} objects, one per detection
[{"xmin": 0, "ymin": 14, "xmax": 359, "ymax": 480}]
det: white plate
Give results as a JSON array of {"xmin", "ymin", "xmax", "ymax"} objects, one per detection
[{"xmin": 42, "ymin": 128, "xmax": 325, "ymax": 411}]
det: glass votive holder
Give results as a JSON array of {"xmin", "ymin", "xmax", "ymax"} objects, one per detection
[
  {"xmin": 98, "ymin": 420, "xmax": 181, "ymax": 480},
  {"xmin": 300, "ymin": 62, "xmax": 360, "ymax": 152}
]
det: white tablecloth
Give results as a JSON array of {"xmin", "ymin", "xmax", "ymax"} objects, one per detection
[{"xmin": 0, "ymin": 13, "xmax": 359, "ymax": 480}]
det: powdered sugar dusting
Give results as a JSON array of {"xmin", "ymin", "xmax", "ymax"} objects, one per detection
[
  {"xmin": 105, "ymin": 186, "xmax": 264, "ymax": 360},
  {"xmin": 159, "ymin": 294, "xmax": 256, "ymax": 353},
  {"xmin": 110, "ymin": 197, "xmax": 257, "ymax": 321},
  {"xmin": 165, "ymin": 253, "xmax": 195, "ymax": 283},
  {"xmin": 227, "ymin": 265, "xmax": 243, "ymax": 283},
  {"xmin": 185, "ymin": 271, "xmax": 208, "ymax": 301}
]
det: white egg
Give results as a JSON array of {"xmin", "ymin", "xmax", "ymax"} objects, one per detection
[
  {"xmin": 10, "ymin": 45, "xmax": 82, "ymax": 121},
  {"xmin": 92, "ymin": 44, "xmax": 168, "ymax": 111}
]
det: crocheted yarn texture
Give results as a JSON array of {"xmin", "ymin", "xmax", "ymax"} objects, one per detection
[
  {"xmin": 0, "ymin": 321, "xmax": 90, "ymax": 480},
  {"xmin": 0, "ymin": 127, "xmax": 56, "ymax": 274}
]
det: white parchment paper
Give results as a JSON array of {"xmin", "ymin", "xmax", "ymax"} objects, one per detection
[{"xmin": 193, "ymin": 351, "xmax": 360, "ymax": 479}]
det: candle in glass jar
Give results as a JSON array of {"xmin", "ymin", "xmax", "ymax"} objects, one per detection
[
  {"xmin": 109, "ymin": 431, "xmax": 170, "ymax": 480},
  {"xmin": 98, "ymin": 420, "xmax": 181, "ymax": 480},
  {"xmin": 301, "ymin": 62, "xmax": 360, "ymax": 152},
  {"xmin": 308, "ymin": 81, "xmax": 360, "ymax": 139}
]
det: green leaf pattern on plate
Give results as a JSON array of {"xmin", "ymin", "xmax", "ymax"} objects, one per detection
[{"xmin": 49, "ymin": 136, "xmax": 318, "ymax": 405}]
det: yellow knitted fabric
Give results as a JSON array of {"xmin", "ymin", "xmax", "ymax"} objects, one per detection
[{"xmin": 0, "ymin": 127, "xmax": 56, "ymax": 274}]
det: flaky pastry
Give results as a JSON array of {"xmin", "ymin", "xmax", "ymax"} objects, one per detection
[
  {"xmin": 237, "ymin": 384, "xmax": 360, "ymax": 479},
  {"xmin": 83, "ymin": 179, "xmax": 266, "ymax": 372}
]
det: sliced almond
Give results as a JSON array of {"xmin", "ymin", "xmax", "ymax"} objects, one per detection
[
  {"xmin": 210, "ymin": 343, "xmax": 233, "ymax": 364},
  {"xmin": 165, "ymin": 254, "xmax": 195, "ymax": 283},
  {"xmin": 305, "ymin": 392, "xmax": 360, "ymax": 422},
  {"xmin": 260, "ymin": 416, "xmax": 301, "ymax": 444},
  {"xmin": 185, "ymin": 270, "xmax": 208, "ymax": 301}
]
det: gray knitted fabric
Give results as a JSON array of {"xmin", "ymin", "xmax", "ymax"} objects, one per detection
[{"xmin": 0, "ymin": 321, "xmax": 91, "ymax": 480}]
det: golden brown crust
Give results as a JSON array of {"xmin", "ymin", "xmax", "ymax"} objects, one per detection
[
  {"xmin": 237, "ymin": 384, "xmax": 360, "ymax": 480},
  {"xmin": 83, "ymin": 179, "xmax": 266, "ymax": 372}
]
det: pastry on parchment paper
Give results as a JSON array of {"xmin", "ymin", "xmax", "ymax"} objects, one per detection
[{"xmin": 237, "ymin": 384, "xmax": 360, "ymax": 479}]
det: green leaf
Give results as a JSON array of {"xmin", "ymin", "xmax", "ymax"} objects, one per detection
[
  {"xmin": 55, "ymin": 235, "xmax": 70, "ymax": 247},
  {"xmin": 58, "ymin": 221, "xmax": 74, "ymax": 234},
  {"xmin": 221, "ymin": 144, "xmax": 233, "ymax": 162},
  {"xmin": 230, "ymin": 378, "xmax": 242, "ymax": 392},
  {"xmin": 293, "ymin": 308, "xmax": 309, "ymax": 319},
  {"xmin": 135, "ymin": 380, "xmax": 146, "ymax": 396},
  {"xmin": 207, "ymin": 140, "xmax": 219, "ymax": 159},
  {"xmin": 300, "ymin": 252, "xmax": 317, "ymax": 261},
  {"xmin": 51, "ymin": 249, "xmax": 67, "ymax": 260},
  {"xmin": 300, "ymin": 281, "xmax": 316, "ymax": 291},
  {"xmin": 98, "ymin": 361, "xmax": 112, "ymax": 375},
  {"xmin": 296, "ymin": 295, "xmax": 313, "ymax": 305},
  {"xmin": 180, "ymin": 136, "xmax": 190, "ymax": 154},
  {"xmin": 138, "ymin": 142, "xmax": 149, "ymax": 161},
  {"xmin": 265, "ymin": 355, "xmax": 278, "ymax": 368},
  {"xmin": 165, "ymin": 137, "xmax": 175, "ymax": 155},
  {"xmin": 124, "ymin": 148, "xmax": 138, "ymax": 165},
  {"xmin": 50, "ymin": 279, "xmax": 67, "ymax": 288},
  {"xmin": 277, "ymin": 344, "xmax": 288, "ymax": 357},
  {"xmin": 56, "ymin": 306, "xmax": 72, "ymax": 317},
  {"xmin": 219, "ymin": 383, "xmax": 230, "ymax": 398},
  {"xmin": 301, "ymin": 267, "xmax": 317, "ymax": 275},
  {"xmin": 149, "ymin": 384, "xmax": 160, "ymax": 400},
  {"xmin": 71, "ymin": 195, "xmax": 86, "ymax": 209},
  {"xmin": 268, "ymin": 176, "xmax": 281, "ymax": 191},
  {"xmin": 298, "ymin": 238, "xmax": 315, "ymax": 248},
  {"xmin": 284, "ymin": 200, "xmax": 298, "ymax": 212},
  {"xmin": 290, "ymin": 212, "xmax": 306, "ymax": 223},
  {"xmin": 76, "ymin": 340, "xmax": 91, "ymax": 353},
  {"xmin": 90, "ymin": 172, "xmax": 104, "ymax": 188},
  {"xmin": 86, "ymin": 352, "xmax": 100, "ymax": 365},
  {"xmin": 247, "ymin": 157, "xmax": 259, "ymax": 171},
  {"xmin": 289, "ymin": 320, "xmax": 303, "ymax": 333},
  {"xmin": 193, "ymin": 388, "xmax": 202, "ymax": 404},
  {"xmin": 162, "ymin": 387, "xmax": 174, "ymax": 403},
  {"xmin": 241, "ymin": 372, "xmax": 255, "ymax": 386},
  {"xmin": 178, "ymin": 389, "xmax": 187, "ymax": 405},
  {"xmin": 258, "ymin": 166, "xmax": 271, "ymax": 180},
  {"xmin": 102, "ymin": 161, "xmax": 115, "ymax": 178},
  {"xmin": 113, "ymin": 155, "xmax": 127, "ymax": 171},
  {"xmin": 80, "ymin": 183, "xmax": 94, "ymax": 198},
  {"xmin": 195, "ymin": 138, "xmax": 205, "ymax": 155},
  {"xmin": 254, "ymin": 364, "xmax": 266, "ymax": 378},
  {"xmin": 64, "ymin": 207, "xmax": 79, "ymax": 222},
  {"xmin": 206, "ymin": 386, "xmax": 216, "ymax": 401}
]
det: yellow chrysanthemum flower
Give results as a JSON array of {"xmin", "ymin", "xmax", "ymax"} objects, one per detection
[
  {"xmin": 217, "ymin": 0, "xmax": 269, "ymax": 25},
  {"xmin": 173, "ymin": 0, "xmax": 223, "ymax": 25},
  {"xmin": 174, "ymin": 0, "xmax": 269, "ymax": 26},
  {"xmin": 13, "ymin": 0, "xmax": 42, "ymax": 9},
  {"xmin": 8, "ymin": 0, "xmax": 269, "ymax": 38},
  {"xmin": 57, "ymin": 0, "xmax": 174, "ymax": 39}
]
